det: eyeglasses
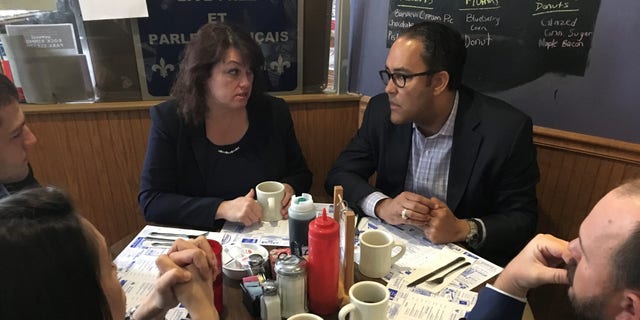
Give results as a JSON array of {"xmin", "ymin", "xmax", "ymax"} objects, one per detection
[{"xmin": 378, "ymin": 69, "xmax": 438, "ymax": 88}]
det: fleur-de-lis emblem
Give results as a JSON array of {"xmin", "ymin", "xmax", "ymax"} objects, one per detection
[
  {"xmin": 151, "ymin": 58, "xmax": 175, "ymax": 78},
  {"xmin": 269, "ymin": 55, "xmax": 291, "ymax": 75}
]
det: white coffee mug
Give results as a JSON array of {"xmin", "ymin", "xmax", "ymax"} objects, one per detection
[
  {"xmin": 358, "ymin": 230, "xmax": 406, "ymax": 278},
  {"xmin": 287, "ymin": 313, "xmax": 323, "ymax": 320},
  {"xmin": 338, "ymin": 281, "xmax": 389, "ymax": 320},
  {"xmin": 256, "ymin": 181, "xmax": 285, "ymax": 222}
]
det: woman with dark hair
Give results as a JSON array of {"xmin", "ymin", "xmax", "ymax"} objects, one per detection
[
  {"xmin": 139, "ymin": 22, "xmax": 312, "ymax": 230},
  {"xmin": 0, "ymin": 187, "xmax": 218, "ymax": 320}
]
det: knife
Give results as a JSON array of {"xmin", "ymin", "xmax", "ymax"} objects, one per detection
[
  {"xmin": 406, "ymin": 256, "xmax": 465, "ymax": 287},
  {"xmin": 149, "ymin": 231, "xmax": 208, "ymax": 239},
  {"xmin": 144, "ymin": 236, "xmax": 178, "ymax": 242}
]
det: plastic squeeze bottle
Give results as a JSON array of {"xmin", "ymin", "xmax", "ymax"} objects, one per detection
[
  {"xmin": 288, "ymin": 193, "xmax": 315, "ymax": 254},
  {"xmin": 307, "ymin": 208, "xmax": 340, "ymax": 315}
]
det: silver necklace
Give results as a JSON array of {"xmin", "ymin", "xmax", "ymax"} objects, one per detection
[{"xmin": 218, "ymin": 146, "xmax": 240, "ymax": 155}]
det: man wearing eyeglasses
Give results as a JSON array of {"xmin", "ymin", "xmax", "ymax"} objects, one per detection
[
  {"xmin": 0, "ymin": 74, "xmax": 38, "ymax": 199},
  {"xmin": 325, "ymin": 22, "xmax": 539, "ymax": 266}
]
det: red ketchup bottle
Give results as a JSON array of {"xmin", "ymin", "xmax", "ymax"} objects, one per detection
[{"xmin": 307, "ymin": 208, "xmax": 340, "ymax": 315}]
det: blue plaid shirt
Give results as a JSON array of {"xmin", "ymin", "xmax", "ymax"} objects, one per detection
[{"xmin": 360, "ymin": 92, "xmax": 458, "ymax": 214}]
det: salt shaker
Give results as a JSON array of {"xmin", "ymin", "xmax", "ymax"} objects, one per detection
[
  {"xmin": 274, "ymin": 254, "xmax": 308, "ymax": 318},
  {"xmin": 260, "ymin": 280, "xmax": 281, "ymax": 320}
]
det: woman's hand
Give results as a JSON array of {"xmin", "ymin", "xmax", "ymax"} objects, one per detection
[
  {"xmin": 217, "ymin": 188, "xmax": 263, "ymax": 226},
  {"xmin": 280, "ymin": 183, "xmax": 295, "ymax": 218}
]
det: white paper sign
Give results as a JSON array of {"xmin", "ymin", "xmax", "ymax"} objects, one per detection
[
  {"xmin": 77, "ymin": 0, "xmax": 148, "ymax": 21},
  {"xmin": 0, "ymin": 0, "xmax": 56, "ymax": 10}
]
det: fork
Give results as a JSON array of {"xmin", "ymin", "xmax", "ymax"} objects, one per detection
[{"xmin": 427, "ymin": 261, "xmax": 471, "ymax": 284}]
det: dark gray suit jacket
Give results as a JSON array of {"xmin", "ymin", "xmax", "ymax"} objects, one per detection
[{"xmin": 325, "ymin": 86, "xmax": 539, "ymax": 265}]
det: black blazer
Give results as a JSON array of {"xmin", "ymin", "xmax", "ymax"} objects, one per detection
[
  {"xmin": 139, "ymin": 94, "xmax": 312, "ymax": 230},
  {"xmin": 325, "ymin": 86, "xmax": 539, "ymax": 265}
]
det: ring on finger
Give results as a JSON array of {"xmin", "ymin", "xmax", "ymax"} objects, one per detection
[{"xmin": 401, "ymin": 208, "xmax": 408, "ymax": 220}]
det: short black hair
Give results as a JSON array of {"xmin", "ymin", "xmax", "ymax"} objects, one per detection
[
  {"xmin": 0, "ymin": 73, "xmax": 19, "ymax": 108},
  {"xmin": 399, "ymin": 22, "xmax": 466, "ymax": 90},
  {"xmin": 613, "ymin": 223, "xmax": 640, "ymax": 291}
]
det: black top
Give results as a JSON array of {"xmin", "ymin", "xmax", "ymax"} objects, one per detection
[{"xmin": 138, "ymin": 94, "xmax": 312, "ymax": 230}]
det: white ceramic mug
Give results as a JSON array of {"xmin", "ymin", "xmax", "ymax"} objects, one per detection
[
  {"xmin": 287, "ymin": 313, "xmax": 323, "ymax": 320},
  {"xmin": 358, "ymin": 229, "xmax": 406, "ymax": 278},
  {"xmin": 256, "ymin": 181, "xmax": 285, "ymax": 222},
  {"xmin": 338, "ymin": 281, "xmax": 389, "ymax": 320}
]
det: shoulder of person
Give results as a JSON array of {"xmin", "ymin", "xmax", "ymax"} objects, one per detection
[
  {"xmin": 368, "ymin": 93, "xmax": 390, "ymax": 108},
  {"xmin": 363, "ymin": 93, "xmax": 391, "ymax": 118},
  {"xmin": 461, "ymin": 86, "xmax": 532, "ymax": 125},
  {"xmin": 250, "ymin": 93, "xmax": 290, "ymax": 115},
  {"xmin": 149, "ymin": 99, "xmax": 185, "ymax": 130},
  {"xmin": 150, "ymin": 99, "xmax": 180, "ymax": 118}
]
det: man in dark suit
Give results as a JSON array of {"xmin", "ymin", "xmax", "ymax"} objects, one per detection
[
  {"xmin": 0, "ymin": 74, "xmax": 38, "ymax": 199},
  {"xmin": 467, "ymin": 179, "xmax": 640, "ymax": 320},
  {"xmin": 325, "ymin": 22, "xmax": 539, "ymax": 265}
]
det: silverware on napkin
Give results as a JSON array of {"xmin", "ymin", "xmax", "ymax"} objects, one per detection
[
  {"xmin": 406, "ymin": 256, "xmax": 465, "ymax": 287},
  {"xmin": 427, "ymin": 261, "xmax": 471, "ymax": 284}
]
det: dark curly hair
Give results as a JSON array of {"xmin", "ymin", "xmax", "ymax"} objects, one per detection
[{"xmin": 171, "ymin": 22, "xmax": 265, "ymax": 125}]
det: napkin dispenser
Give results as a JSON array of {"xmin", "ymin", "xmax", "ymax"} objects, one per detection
[{"xmin": 240, "ymin": 277, "xmax": 262, "ymax": 317}]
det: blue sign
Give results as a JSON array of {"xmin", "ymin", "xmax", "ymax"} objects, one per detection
[{"xmin": 134, "ymin": 0, "xmax": 301, "ymax": 98}]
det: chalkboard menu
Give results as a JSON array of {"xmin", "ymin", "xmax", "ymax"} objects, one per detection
[
  {"xmin": 133, "ymin": 0, "xmax": 301, "ymax": 99},
  {"xmin": 386, "ymin": 0, "xmax": 601, "ymax": 92}
]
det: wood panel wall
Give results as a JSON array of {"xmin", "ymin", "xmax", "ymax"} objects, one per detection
[
  {"xmin": 22, "ymin": 95, "xmax": 640, "ymax": 320},
  {"xmin": 22, "ymin": 94, "xmax": 361, "ymax": 247}
]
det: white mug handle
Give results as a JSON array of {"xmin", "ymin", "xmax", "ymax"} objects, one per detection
[
  {"xmin": 390, "ymin": 241, "xmax": 406, "ymax": 265},
  {"xmin": 338, "ymin": 303, "xmax": 356, "ymax": 320}
]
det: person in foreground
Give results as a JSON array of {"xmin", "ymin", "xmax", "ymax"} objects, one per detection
[
  {"xmin": 0, "ymin": 74, "xmax": 38, "ymax": 199},
  {"xmin": 467, "ymin": 178, "xmax": 640, "ymax": 320},
  {"xmin": 0, "ymin": 187, "xmax": 219, "ymax": 320},
  {"xmin": 139, "ymin": 22, "xmax": 312, "ymax": 230},
  {"xmin": 325, "ymin": 21, "xmax": 539, "ymax": 265}
]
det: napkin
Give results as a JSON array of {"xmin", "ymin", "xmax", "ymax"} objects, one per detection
[{"xmin": 403, "ymin": 248, "xmax": 473, "ymax": 293}]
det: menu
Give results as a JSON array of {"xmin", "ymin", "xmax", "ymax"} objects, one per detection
[{"xmin": 386, "ymin": 0, "xmax": 601, "ymax": 91}]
